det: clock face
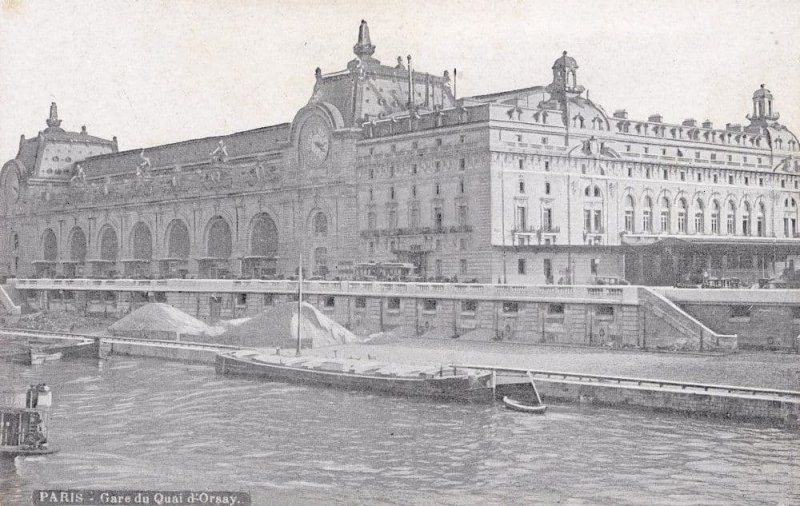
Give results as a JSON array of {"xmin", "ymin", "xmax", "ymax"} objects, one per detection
[
  {"xmin": 299, "ymin": 115, "xmax": 330, "ymax": 170},
  {"xmin": 2, "ymin": 166, "xmax": 20, "ymax": 204}
]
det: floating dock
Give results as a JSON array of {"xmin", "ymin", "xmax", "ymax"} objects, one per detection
[{"xmin": 454, "ymin": 365, "xmax": 800, "ymax": 429}]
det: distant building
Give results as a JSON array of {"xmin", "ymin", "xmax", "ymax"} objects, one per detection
[{"xmin": 1, "ymin": 21, "xmax": 799, "ymax": 285}]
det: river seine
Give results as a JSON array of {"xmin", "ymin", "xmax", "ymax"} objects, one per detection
[{"xmin": 1, "ymin": 357, "xmax": 798, "ymax": 505}]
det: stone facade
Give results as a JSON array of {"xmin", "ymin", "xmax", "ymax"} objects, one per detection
[{"xmin": 1, "ymin": 21, "xmax": 799, "ymax": 286}]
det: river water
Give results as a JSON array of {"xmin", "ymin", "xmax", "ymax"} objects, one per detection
[{"xmin": 1, "ymin": 356, "xmax": 798, "ymax": 505}]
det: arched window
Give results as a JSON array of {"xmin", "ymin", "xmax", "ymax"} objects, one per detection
[
  {"xmin": 583, "ymin": 186, "xmax": 603, "ymax": 234},
  {"xmin": 251, "ymin": 213, "xmax": 278, "ymax": 257},
  {"xmin": 756, "ymin": 202, "xmax": 766, "ymax": 237},
  {"xmin": 312, "ymin": 212, "xmax": 328, "ymax": 236},
  {"xmin": 207, "ymin": 217, "xmax": 232, "ymax": 258},
  {"xmin": 677, "ymin": 198, "xmax": 687, "ymax": 233},
  {"xmin": 131, "ymin": 222, "xmax": 152, "ymax": 260},
  {"xmin": 166, "ymin": 220, "xmax": 190, "ymax": 259},
  {"xmin": 741, "ymin": 202, "xmax": 751, "ymax": 236},
  {"xmin": 409, "ymin": 203, "xmax": 420, "ymax": 229},
  {"xmin": 710, "ymin": 201, "xmax": 720, "ymax": 234},
  {"xmin": 642, "ymin": 196, "xmax": 653, "ymax": 233},
  {"xmin": 42, "ymin": 229, "xmax": 58, "ymax": 262},
  {"xmin": 694, "ymin": 199, "xmax": 705, "ymax": 234},
  {"xmin": 660, "ymin": 197, "xmax": 670, "ymax": 233},
  {"xmin": 726, "ymin": 201, "xmax": 736, "ymax": 235},
  {"xmin": 99, "ymin": 226, "xmax": 118, "ymax": 261},
  {"xmin": 624, "ymin": 195, "xmax": 635, "ymax": 233},
  {"xmin": 69, "ymin": 227, "xmax": 87, "ymax": 263}
]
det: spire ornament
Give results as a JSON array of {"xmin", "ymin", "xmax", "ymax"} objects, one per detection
[
  {"xmin": 46, "ymin": 102, "xmax": 62, "ymax": 129},
  {"xmin": 353, "ymin": 20, "xmax": 375, "ymax": 59}
]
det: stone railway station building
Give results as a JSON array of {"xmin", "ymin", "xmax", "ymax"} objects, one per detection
[{"xmin": 2, "ymin": 21, "xmax": 800, "ymax": 287}]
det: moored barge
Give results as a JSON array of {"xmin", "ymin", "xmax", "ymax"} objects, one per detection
[{"xmin": 216, "ymin": 349, "xmax": 494, "ymax": 403}]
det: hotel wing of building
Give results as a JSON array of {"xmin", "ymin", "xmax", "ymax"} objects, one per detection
[{"xmin": 2, "ymin": 21, "xmax": 800, "ymax": 286}]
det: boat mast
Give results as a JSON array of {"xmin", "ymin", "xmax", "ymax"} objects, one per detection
[{"xmin": 296, "ymin": 252, "xmax": 302, "ymax": 356}]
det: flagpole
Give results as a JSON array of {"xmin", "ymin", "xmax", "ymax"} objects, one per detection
[{"xmin": 296, "ymin": 251, "xmax": 303, "ymax": 356}]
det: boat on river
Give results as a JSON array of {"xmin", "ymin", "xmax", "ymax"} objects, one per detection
[
  {"xmin": 216, "ymin": 349, "xmax": 495, "ymax": 403},
  {"xmin": 503, "ymin": 396, "xmax": 547, "ymax": 414},
  {"xmin": 0, "ymin": 384, "xmax": 57, "ymax": 458},
  {"xmin": 217, "ymin": 254, "xmax": 493, "ymax": 402}
]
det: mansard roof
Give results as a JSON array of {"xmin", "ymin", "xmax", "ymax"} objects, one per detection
[
  {"xmin": 308, "ymin": 21, "xmax": 456, "ymax": 127},
  {"xmin": 77, "ymin": 123, "xmax": 289, "ymax": 178}
]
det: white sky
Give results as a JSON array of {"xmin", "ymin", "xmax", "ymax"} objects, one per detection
[{"xmin": 1, "ymin": 0, "xmax": 799, "ymax": 163}]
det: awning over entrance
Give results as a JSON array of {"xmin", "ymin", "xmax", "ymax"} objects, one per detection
[{"xmin": 621, "ymin": 237, "xmax": 800, "ymax": 286}]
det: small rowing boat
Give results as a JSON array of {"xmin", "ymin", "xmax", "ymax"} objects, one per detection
[{"xmin": 503, "ymin": 396, "xmax": 547, "ymax": 414}]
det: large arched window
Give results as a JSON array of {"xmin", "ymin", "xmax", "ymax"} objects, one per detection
[
  {"xmin": 756, "ymin": 202, "xmax": 766, "ymax": 237},
  {"xmin": 694, "ymin": 199, "xmax": 705, "ymax": 234},
  {"xmin": 312, "ymin": 212, "xmax": 328, "ymax": 236},
  {"xmin": 710, "ymin": 200, "xmax": 720, "ymax": 234},
  {"xmin": 726, "ymin": 201, "xmax": 736, "ymax": 235},
  {"xmin": 42, "ymin": 229, "xmax": 58, "ymax": 262},
  {"xmin": 624, "ymin": 195, "xmax": 635, "ymax": 233},
  {"xmin": 99, "ymin": 226, "xmax": 119, "ymax": 261},
  {"xmin": 69, "ymin": 227, "xmax": 87, "ymax": 262},
  {"xmin": 207, "ymin": 217, "xmax": 232, "ymax": 258},
  {"xmin": 642, "ymin": 196, "xmax": 653, "ymax": 233},
  {"xmin": 677, "ymin": 198, "xmax": 687, "ymax": 233},
  {"xmin": 251, "ymin": 213, "xmax": 278, "ymax": 257},
  {"xmin": 166, "ymin": 219, "xmax": 190, "ymax": 259},
  {"xmin": 660, "ymin": 197, "xmax": 670, "ymax": 233},
  {"xmin": 131, "ymin": 222, "xmax": 152, "ymax": 260}
]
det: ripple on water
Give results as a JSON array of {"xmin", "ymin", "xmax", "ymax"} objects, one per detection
[{"xmin": 2, "ymin": 357, "xmax": 799, "ymax": 505}]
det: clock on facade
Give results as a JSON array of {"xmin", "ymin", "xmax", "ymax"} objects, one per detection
[
  {"xmin": 1, "ymin": 165, "xmax": 20, "ymax": 204},
  {"xmin": 299, "ymin": 115, "xmax": 331, "ymax": 170}
]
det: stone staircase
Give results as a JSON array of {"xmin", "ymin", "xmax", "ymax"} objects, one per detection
[
  {"xmin": 638, "ymin": 287, "xmax": 736, "ymax": 350},
  {"xmin": 0, "ymin": 282, "xmax": 22, "ymax": 315}
]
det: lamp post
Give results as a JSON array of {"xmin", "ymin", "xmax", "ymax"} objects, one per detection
[{"xmin": 498, "ymin": 169, "xmax": 507, "ymax": 284}]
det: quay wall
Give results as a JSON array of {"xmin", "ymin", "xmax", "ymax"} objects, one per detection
[
  {"xmin": 656, "ymin": 288, "xmax": 800, "ymax": 351},
  {"xmin": 105, "ymin": 341, "xmax": 219, "ymax": 364},
  {"xmin": 14, "ymin": 279, "xmax": 741, "ymax": 351}
]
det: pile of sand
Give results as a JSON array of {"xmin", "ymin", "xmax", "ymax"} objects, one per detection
[
  {"xmin": 217, "ymin": 302, "xmax": 361, "ymax": 349},
  {"xmin": 205, "ymin": 317, "xmax": 251, "ymax": 337},
  {"xmin": 366, "ymin": 324, "xmax": 418, "ymax": 344},
  {"xmin": 109, "ymin": 303, "xmax": 211, "ymax": 335}
]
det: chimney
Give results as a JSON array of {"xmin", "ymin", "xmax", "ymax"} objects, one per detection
[
  {"xmin": 682, "ymin": 118, "xmax": 697, "ymax": 127},
  {"xmin": 648, "ymin": 114, "xmax": 663, "ymax": 123},
  {"xmin": 613, "ymin": 110, "xmax": 628, "ymax": 119},
  {"xmin": 702, "ymin": 120, "xmax": 713, "ymax": 129},
  {"xmin": 725, "ymin": 123, "xmax": 742, "ymax": 132}
]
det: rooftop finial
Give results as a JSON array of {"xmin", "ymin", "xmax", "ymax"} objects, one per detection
[
  {"xmin": 353, "ymin": 20, "xmax": 375, "ymax": 59},
  {"xmin": 46, "ymin": 102, "xmax": 62, "ymax": 129}
]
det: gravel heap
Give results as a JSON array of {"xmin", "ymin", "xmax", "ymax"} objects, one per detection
[{"xmin": 109, "ymin": 303, "xmax": 211, "ymax": 335}]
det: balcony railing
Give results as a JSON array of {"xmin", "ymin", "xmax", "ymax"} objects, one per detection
[
  {"xmin": 14, "ymin": 278, "xmax": 639, "ymax": 305},
  {"xmin": 511, "ymin": 226, "xmax": 560, "ymax": 236},
  {"xmin": 360, "ymin": 225, "xmax": 473, "ymax": 239}
]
